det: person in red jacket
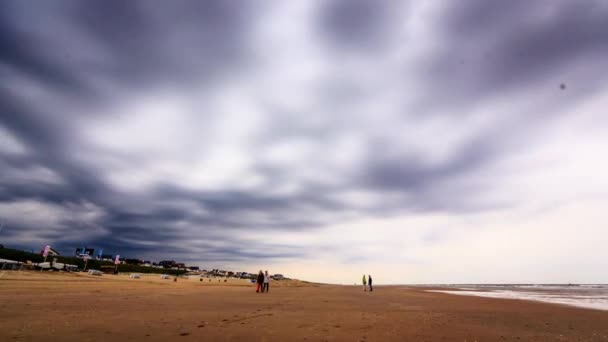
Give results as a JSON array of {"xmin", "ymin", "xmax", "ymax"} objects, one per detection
[{"xmin": 256, "ymin": 270, "xmax": 264, "ymax": 293}]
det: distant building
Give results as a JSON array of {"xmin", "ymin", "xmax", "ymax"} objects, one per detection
[
  {"xmin": 75, "ymin": 247, "xmax": 94, "ymax": 258},
  {"xmin": 235, "ymin": 272, "xmax": 247, "ymax": 278},
  {"xmin": 100, "ymin": 254, "xmax": 114, "ymax": 261},
  {"xmin": 1, "ymin": 258, "xmax": 23, "ymax": 270},
  {"xmin": 159, "ymin": 260, "xmax": 176, "ymax": 268}
]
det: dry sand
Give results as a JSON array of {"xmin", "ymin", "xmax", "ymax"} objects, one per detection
[{"xmin": 1, "ymin": 271, "xmax": 607, "ymax": 341}]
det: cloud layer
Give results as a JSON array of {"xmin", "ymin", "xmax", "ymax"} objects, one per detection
[{"xmin": 1, "ymin": 0, "xmax": 608, "ymax": 283}]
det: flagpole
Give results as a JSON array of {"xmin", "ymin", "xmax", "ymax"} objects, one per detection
[
  {"xmin": 114, "ymin": 255, "xmax": 120, "ymax": 275},
  {"xmin": 42, "ymin": 245, "xmax": 50, "ymax": 270}
]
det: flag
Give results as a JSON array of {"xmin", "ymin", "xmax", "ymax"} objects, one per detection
[{"xmin": 42, "ymin": 245, "xmax": 51, "ymax": 257}]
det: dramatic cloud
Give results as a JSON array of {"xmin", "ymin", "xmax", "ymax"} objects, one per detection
[{"xmin": 1, "ymin": 0, "xmax": 607, "ymax": 283}]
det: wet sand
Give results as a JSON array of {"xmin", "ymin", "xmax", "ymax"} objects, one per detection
[{"xmin": 1, "ymin": 272, "xmax": 607, "ymax": 341}]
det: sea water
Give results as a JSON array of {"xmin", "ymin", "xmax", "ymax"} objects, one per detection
[{"xmin": 426, "ymin": 284, "xmax": 608, "ymax": 311}]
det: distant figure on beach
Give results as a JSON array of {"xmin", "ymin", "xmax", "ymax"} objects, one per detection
[
  {"xmin": 368, "ymin": 275, "xmax": 373, "ymax": 292},
  {"xmin": 263, "ymin": 270, "xmax": 270, "ymax": 293},
  {"xmin": 256, "ymin": 270, "xmax": 264, "ymax": 293},
  {"xmin": 362, "ymin": 274, "xmax": 367, "ymax": 291}
]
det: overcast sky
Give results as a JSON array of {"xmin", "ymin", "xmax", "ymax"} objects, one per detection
[{"xmin": 1, "ymin": 1, "xmax": 608, "ymax": 284}]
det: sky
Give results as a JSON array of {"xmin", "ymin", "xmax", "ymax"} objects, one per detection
[{"xmin": 1, "ymin": 0, "xmax": 608, "ymax": 284}]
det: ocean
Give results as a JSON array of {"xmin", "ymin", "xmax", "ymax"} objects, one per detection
[{"xmin": 426, "ymin": 284, "xmax": 608, "ymax": 311}]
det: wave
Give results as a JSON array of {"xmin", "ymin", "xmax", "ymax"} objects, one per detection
[{"xmin": 427, "ymin": 287, "xmax": 608, "ymax": 311}]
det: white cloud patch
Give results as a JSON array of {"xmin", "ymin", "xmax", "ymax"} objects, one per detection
[{"xmin": 0, "ymin": 125, "xmax": 28, "ymax": 155}]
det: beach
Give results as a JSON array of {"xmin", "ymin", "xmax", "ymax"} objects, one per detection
[{"xmin": 1, "ymin": 272, "xmax": 607, "ymax": 341}]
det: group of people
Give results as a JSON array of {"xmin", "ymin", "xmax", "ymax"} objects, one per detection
[
  {"xmin": 256, "ymin": 270, "xmax": 270, "ymax": 293},
  {"xmin": 362, "ymin": 274, "xmax": 373, "ymax": 292}
]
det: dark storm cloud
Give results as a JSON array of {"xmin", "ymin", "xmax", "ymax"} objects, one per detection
[
  {"xmin": 360, "ymin": 133, "xmax": 494, "ymax": 191},
  {"xmin": 0, "ymin": 0, "xmax": 259, "ymax": 104},
  {"xmin": 318, "ymin": 0, "xmax": 407, "ymax": 52},
  {"xmin": 66, "ymin": 0, "xmax": 258, "ymax": 87},
  {"xmin": 421, "ymin": 0, "xmax": 608, "ymax": 107},
  {"xmin": 0, "ymin": 9, "xmax": 85, "ymax": 95},
  {"xmin": 1, "ymin": 0, "xmax": 606, "ymax": 266},
  {"xmin": 0, "ymin": 97, "xmax": 109, "ymax": 207},
  {"xmin": 0, "ymin": 0, "xmax": 263, "ymax": 259}
]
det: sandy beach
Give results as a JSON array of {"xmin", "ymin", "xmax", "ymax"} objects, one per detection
[{"xmin": 1, "ymin": 272, "xmax": 607, "ymax": 341}]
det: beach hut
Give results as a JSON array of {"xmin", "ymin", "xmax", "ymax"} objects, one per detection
[
  {"xmin": 0, "ymin": 258, "xmax": 22, "ymax": 271},
  {"xmin": 35, "ymin": 261, "xmax": 52, "ymax": 270}
]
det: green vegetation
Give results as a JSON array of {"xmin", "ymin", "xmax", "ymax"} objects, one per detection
[
  {"xmin": 116, "ymin": 263, "xmax": 185, "ymax": 275},
  {"xmin": 0, "ymin": 247, "xmax": 185, "ymax": 275},
  {"xmin": 0, "ymin": 247, "xmax": 43, "ymax": 263}
]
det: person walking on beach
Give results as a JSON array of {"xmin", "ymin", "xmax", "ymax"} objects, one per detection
[
  {"xmin": 263, "ymin": 270, "xmax": 270, "ymax": 293},
  {"xmin": 368, "ymin": 275, "xmax": 373, "ymax": 292},
  {"xmin": 256, "ymin": 270, "xmax": 264, "ymax": 293},
  {"xmin": 362, "ymin": 274, "xmax": 367, "ymax": 291}
]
